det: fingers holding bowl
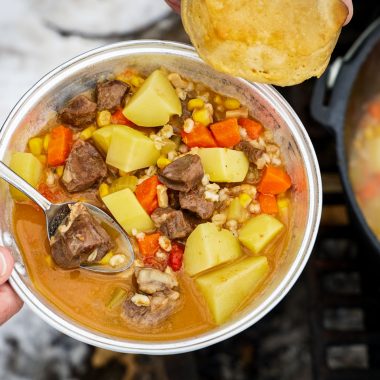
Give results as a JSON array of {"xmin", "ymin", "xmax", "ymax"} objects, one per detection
[
  {"xmin": 0, "ymin": 283, "xmax": 23, "ymax": 325},
  {"xmin": 165, "ymin": 0, "xmax": 181, "ymax": 13},
  {"xmin": 0, "ymin": 247, "xmax": 23, "ymax": 325},
  {"xmin": 0, "ymin": 247, "xmax": 14, "ymax": 285}
]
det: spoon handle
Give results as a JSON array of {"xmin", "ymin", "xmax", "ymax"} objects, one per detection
[{"xmin": 0, "ymin": 161, "xmax": 52, "ymax": 212}]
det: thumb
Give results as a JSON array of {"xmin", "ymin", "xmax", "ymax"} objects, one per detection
[
  {"xmin": 0, "ymin": 247, "xmax": 14, "ymax": 285},
  {"xmin": 341, "ymin": 0, "xmax": 353, "ymax": 26}
]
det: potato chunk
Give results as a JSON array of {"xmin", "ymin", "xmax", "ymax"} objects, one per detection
[
  {"xmin": 9, "ymin": 152, "xmax": 43, "ymax": 201},
  {"xmin": 197, "ymin": 148, "xmax": 249, "ymax": 182},
  {"xmin": 92, "ymin": 125, "xmax": 114, "ymax": 153},
  {"xmin": 102, "ymin": 188, "xmax": 155, "ymax": 234},
  {"xmin": 184, "ymin": 222, "xmax": 242, "ymax": 276},
  {"xmin": 196, "ymin": 255, "xmax": 270, "ymax": 324},
  {"xmin": 106, "ymin": 126, "xmax": 160, "ymax": 172},
  {"xmin": 238, "ymin": 214, "xmax": 284, "ymax": 254},
  {"xmin": 123, "ymin": 70, "xmax": 182, "ymax": 127},
  {"xmin": 365, "ymin": 136, "xmax": 380, "ymax": 172}
]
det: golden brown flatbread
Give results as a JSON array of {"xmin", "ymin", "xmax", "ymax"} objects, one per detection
[{"xmin": 181, "ymin": 0, "xmax": 348, "ymax": 86}]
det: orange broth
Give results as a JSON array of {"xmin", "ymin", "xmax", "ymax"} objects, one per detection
[{"xmin": 13, "ymin": 201, "xmax": 288, "ymax": 340}]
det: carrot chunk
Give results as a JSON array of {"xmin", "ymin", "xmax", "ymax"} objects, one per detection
[
  {"xmin": 111, "ymin": 108, "xmax": 135, "ymax": 126},
  {"xmin": 238, "ymin": 118, "xmax": 263, "ymax": 140},
  {"xmin": 258, "ymin": 193, "xmax": 278, "ymax": 214},
  {"xmin": 38, "ymin": 183, "xmax": 64, "ymax": 203},
  {"xmin": 181, "ymin": 122, "xmax": 217, "ymax": 148},
  {"xmin": 257, "ymin": 166, "xmax": 292, "ymax": 195},
  {"xmin": 357, "ymin": 174, "xmax": 380, "ymax": 202},
  {"xmin": 368, "ymin": 101, "xmax": 380, "ymax": 120},
  {"xmin": 135, "ymin": 175, "xmax": 159, "ymax": 214},
  {"xmin": 47, "ymin": 125, "xmax": 73, "ymax": 167},
  {"xmin": 137, "ymin": 232, "xmax": 161, "ymax": 257},
  {"xmin": 210, "ymin": 118, "xmax": 241, "ymax": 147}
]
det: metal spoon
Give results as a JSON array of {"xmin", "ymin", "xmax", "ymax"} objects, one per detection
[{"xmin": 0, "ymin": 161, "xmax": 134, "ymax": 273}]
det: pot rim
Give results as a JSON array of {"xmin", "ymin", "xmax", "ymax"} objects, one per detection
[{"xmin": 2, "ymin": 40, "xmax": 322, "ymax": 354}]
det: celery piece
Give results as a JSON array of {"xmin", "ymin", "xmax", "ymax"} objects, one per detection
[{"xmin": 106, "ymin": 288, "xmax": 128, "ymax": 309}]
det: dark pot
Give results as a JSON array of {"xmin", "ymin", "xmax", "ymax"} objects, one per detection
[{"xmin": 311, "ymin": 18, "xmax": 380, "ymax": 258}]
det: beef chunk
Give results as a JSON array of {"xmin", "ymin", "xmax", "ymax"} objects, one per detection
[
  {"xmin": 123, "ymin": 268, "xmax": 180, "ymax": 327},
  {"xmin": 158, "ymin": 154, "xmax": 204, "ymax": 192},
  {"xmin": 235, "ymin": 141, "xmax": 264, "ymax": 164},
  {"xmin": 123, "ymin": 289, "xmax": 180, "ymax": 328},
  {"xmin": 136, "ymin": 268, "xmax": 178, "ymax": 294},
  {"xmin": 59, "ymin": 95, "xmax": 97, "ymax": 129},
  {"xmin": 62, "ymin": 140, "xmax": 107, "ymax": 192},
  {"xmin": 168, "ymin": 189, "xmax": 180, "ymax": 209},
  {"xmin": 179, "ymin": 188, "xmax": 215, "ymax": 219},
  {"xmin": 151, "ymin": 207, "xmax": 193, "ymax": 239},
  {"xmin": 51, "ymin": 203, "xmax": 113, "ymax": 269},
  {"xmin": 96, "ymin": 80, "xmax": 130, "ymax": 111}
]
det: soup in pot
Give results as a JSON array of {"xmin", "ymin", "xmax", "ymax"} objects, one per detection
[{"xmin": 350, "ymin": 96, "xmax": 380, "ymax": 239}]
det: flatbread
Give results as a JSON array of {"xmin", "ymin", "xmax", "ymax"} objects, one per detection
[{"xmin": 182, "ymin": 0, "xmax": 348, "ymax": 86}]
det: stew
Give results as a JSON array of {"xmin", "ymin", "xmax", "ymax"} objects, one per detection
[
  {"xmin": 350, "ymin": 96, "xmax": 380, "ymax": 239},
  {"xmin": 11, "ymin": 67, "xmax": 292, "ymax": 339}
]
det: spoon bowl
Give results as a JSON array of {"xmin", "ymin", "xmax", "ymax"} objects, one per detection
[{"xmin": 0, "ymin": 161, "xmax": 134, "ymax": 274}]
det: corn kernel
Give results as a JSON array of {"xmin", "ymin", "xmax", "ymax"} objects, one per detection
[
  {"xmin": 157, "ymin": 156, "xmax": 171, "ymax": 169},
  {"xmin": 192, "ymin": 108, "xmax": 212, "ymax": 126},
  {"xmin": 239, "ymin": 193, "xmax": 252, "ymax": 208},
  {"xmin": 187, "ymin": 98, "xmax": 205, "ymax": 111},
  {"xmin": 80, "ymin": 125, "xmax": 97, "ymax": 140},
  {"xmin": 97, "ymin": 110, "xmax": 112, "ymax": 127},
  {"xmin": 28, "ymin": 137, "xmax": 43, "ymax": 156},
  {"xmin": 56, "ymin": 165, "xmax": 64, "ymax": 178},
  {"xmin": 214, "ymin": 95, "xmax": 223, "ymax": 105},
  {"xmin": 119, "ymin": 169, "xmax": 127, "ymax": 177},
  {"xmin": 224, "ymin": 98, "xmax": 241, "ymax": 110},
  {"xmin": 115, "ymin": 74, "xmax": 130, "ymax": 84},
  {"xmin": 99, "ymin": 183, "xmax": 110, "ymax": 198},
  {"xmin": 45, "ymin": 255, "xmax": 53, "ymax": 267},
  {"xmin": 99, "ymin": 251, "xmax": 114, "ymax": 265},
  {"xmin": 277, "ymin": 197, "xmax": 290, "ymax": 210},
  {"xmin": 38, "ymin": 154, "xmax": 47, "ymax": 165},
  {"xmin": 130, "ymin": 75, "xmax": 145, "ymax": 87},
  {"xmin": 43, "ymin": 134, "xmax": 50, "ymax": 152}
]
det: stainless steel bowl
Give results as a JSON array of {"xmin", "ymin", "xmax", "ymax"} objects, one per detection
[{"xmin": 0, "ymin": 40, "xmax": 322, "ymax": 354}]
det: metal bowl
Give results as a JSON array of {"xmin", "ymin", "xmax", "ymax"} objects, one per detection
[{"xmin": 0, "ymin": 40, "xmax": 322, "ymax": 354}]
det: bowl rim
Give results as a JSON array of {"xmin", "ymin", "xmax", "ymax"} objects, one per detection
[{"xmin": 2, "ymin": 39, "xmax": 322, "ymax": 354}]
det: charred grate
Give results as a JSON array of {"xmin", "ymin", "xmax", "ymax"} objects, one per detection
[{"xmin": 307, "ymin": 222, "xmax": 380, "ymax": 380}]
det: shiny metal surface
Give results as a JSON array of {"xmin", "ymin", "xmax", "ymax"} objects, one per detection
[
  {"xmin": 0, "ymin": 161, "xmax": 134, "ymax": 274},
  {"xmin": 0, "ymin": 40, "xmax": 322, "ymax": 354}
]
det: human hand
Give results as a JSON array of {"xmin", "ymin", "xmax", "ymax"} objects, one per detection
[
  {"xmin": 0, "ymin": 247, "xmax": 23, "ymax": 325},
  {"xmin": 341, "ymin": 0, "xmax": 353, "ymax": 25},
  {"xmin": 165, "ymin": 0, "xmax": 353, "ymax": 25}
]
